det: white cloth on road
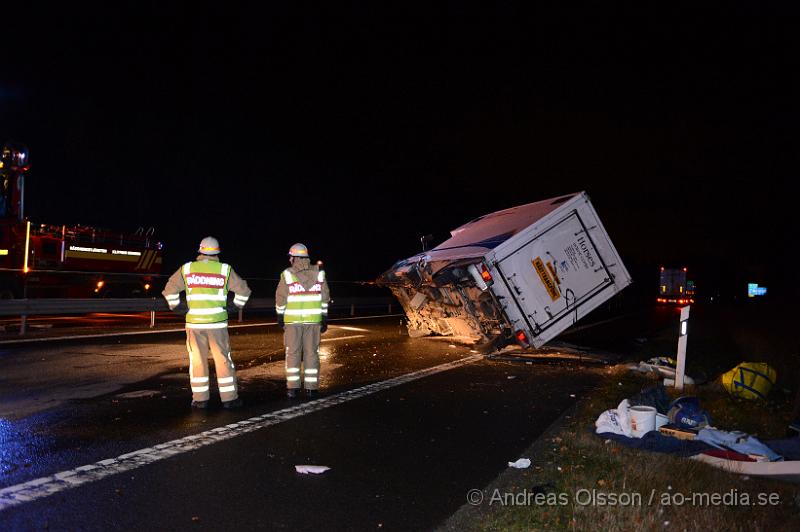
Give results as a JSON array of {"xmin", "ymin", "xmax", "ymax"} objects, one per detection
[{"xmin": 295, "ymin": 465, "xmax": 331, "ymax": 474}]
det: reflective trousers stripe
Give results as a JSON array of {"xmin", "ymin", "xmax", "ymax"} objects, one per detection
[
  {"xmin": 305, "ymin": 368, "xmax": 318, "ymax": 375},
  {"xmin": 219, "ymin": 385, "xmax": 236, "ymax": 393},
  {"xmin": 191, "ymin": 377, "xmax": 209, "ymax": 383},
  {"xmin": 218, "ymin": 376, "xmax": 234, "ymax": 384},
  {"xmin": 287, "ymin": 375, "xmax": 301, "ymax": 382},
  {"xmin": 304, "ymin": 377, "xmax": 318, "ymax": 383},
  {"xmin": 192, "ymin": 385, "xmax": 210, "ymax": 392}
]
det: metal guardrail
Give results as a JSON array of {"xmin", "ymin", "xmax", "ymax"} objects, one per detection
[
  {"xmin": 0, "ymin": 297, "xmax": 395, "ymax": 316},
  {"xmin": 0, "ymin": 296, "xmax": 398, "ymax": 335}
]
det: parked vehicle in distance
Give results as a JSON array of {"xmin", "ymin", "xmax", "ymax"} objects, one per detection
[{"xmin": 656, "ymin": 267, "xmax": 695, "ymax": 305}]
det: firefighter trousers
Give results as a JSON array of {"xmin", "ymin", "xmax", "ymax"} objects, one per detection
[
  {"xmin": 284, "ymin": 323, "xmax": 321, "ymax": 390},
  {"xmin": 186, "ymin": 326, "xmax": 238, "ymax": 402}
]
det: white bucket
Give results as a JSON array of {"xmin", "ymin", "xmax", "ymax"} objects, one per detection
[
  {"xmin": 655, "ymin": 413, "xmax": 669, "ymax": 429},
  {"xmin": 629, "ymin": 406, "xmax": 657, "ymax": 437}
]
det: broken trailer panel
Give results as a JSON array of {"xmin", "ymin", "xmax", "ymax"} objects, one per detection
[{"xmin": 377, "ymin": 191, "xmax": 632, "ymax": 350}]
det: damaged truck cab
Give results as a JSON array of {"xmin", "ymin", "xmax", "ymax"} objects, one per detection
[{"xmin": 377, "ymin": 192, "xmax": 632, "ymax": 351}]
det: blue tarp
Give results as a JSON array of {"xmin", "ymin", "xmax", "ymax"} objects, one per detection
[
  {"xmin": 596, "ymin": 430, "xmax": 715, "ymax": 457},
  {"xmin": 596, "ymin": 430, "xmax": 800, "ymax": 460}
]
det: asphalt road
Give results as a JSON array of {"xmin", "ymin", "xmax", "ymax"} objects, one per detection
[{"xmin": 0, "ymin": 314, "xmax": 660, "ymax": 531}]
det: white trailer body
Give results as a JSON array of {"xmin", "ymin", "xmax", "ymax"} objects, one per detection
[
  {"xmin": 377, "ymin": 191, "xmax": 632, "ymax": 350},
  {"xmin": 482, "ymin": 192, "xmax": 631, "ymax": 347}
]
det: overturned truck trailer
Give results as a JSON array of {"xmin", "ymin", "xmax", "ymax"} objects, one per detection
[{"xmin": 377, "ymin": 192, "xmax": 632, "ymax": 351}]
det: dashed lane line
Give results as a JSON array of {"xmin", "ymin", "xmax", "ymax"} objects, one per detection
[{"xmin": 0, "ymin": 353, "xmax": 483, "ymax": 512}]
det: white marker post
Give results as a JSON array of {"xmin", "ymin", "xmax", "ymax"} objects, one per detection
[{"xmin": 674, "ymin": 305, "xmax": 690, "ymax": 391}]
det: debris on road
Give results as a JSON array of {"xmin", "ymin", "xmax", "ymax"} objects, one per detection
[
  {"xmin": 508, "ymin": 458, "xmax": 531, "ymax": 469},
  {"xmin": 627, "ymin": 357, "xmax": 696, "ymax": 385},
  {"xmin": 295, "ymin": 465, "xmax": 331, "ymax": 474}
]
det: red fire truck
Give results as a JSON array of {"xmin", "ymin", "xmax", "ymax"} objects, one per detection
[{"xmin": 0, "ymin": 142, "xmax": 163, "ymax": 298}]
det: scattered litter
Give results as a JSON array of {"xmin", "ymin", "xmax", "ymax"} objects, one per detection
[
  {"xmin": 595, "ymin": 399, "xmax": 633, "ymax": 437},
  {"xmin": 449, "ymin": 344, "xmax": 457, "ymax": 348},
  {"xmin": 508, "ymin": 458, "xmax": 531, "ymax": 469},
  {"xmin": 295, "ymin": 465, "xmax": 330, "ymax": 474},
  {"xmin": 569, "ymin": 394, "xmax": 576, "ymax": 398},
  {"xmin": 507, "ymin": 376, "xmax": 516, "ymax": 380}
]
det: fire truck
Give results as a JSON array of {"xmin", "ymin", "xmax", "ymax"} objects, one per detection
[{"xmin": 0, "ymin": 142, "xmax": 163, "ymax": 298}]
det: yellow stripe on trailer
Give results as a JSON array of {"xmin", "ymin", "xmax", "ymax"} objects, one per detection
[{"xmin": 532, "ymin": 256, "xmax": 560, "ymax": 302}]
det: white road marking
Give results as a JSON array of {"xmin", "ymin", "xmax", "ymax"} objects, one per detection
[
  {"xmin": 0, "ymin": 353, "xmax": 482, "ymax": 512},
  {"xmin": 333, "ymin": 326, "xmax": 370, "ymax": 332},
  {"xmin": 321, "ymin": 334, "xmax": 364, "ymax": 342}
]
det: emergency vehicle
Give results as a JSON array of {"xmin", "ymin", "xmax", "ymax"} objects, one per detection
[{"xmin": 0, "ymin": 142, "xmax": 163, "ymax": 298}]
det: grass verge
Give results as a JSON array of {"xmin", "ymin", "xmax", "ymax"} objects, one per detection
[{"xmin": 442, "ymin": 364, "xmax": 800, "ymax": 532}]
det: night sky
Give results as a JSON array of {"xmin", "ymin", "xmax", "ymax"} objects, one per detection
[{"xmin": 2, "ymin": 7, "xmax": 797, "ymax": 299}]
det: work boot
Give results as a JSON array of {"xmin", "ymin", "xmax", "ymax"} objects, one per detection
[
  {"xmin": 191, "ymin": 400, "xmax": 209, "ymax": 409},
  {"xmin": 305, "ymin": 389, "xmax": 318, "ymax": 399},
  {"xmin": 286, "ymin": 388, "xmax": 299, "ymax": 399},
  {"xmin": 222, "ymin": 398, "xmax": 243, "ymax": 409}
]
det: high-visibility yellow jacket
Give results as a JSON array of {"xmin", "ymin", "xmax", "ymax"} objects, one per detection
[
  {"xmin": 275, "ymin": 260, "xmax": 330, "ymax": 324},
  {"xmin": 162, "ymin": 255, "xmax": 251, "ymax": 329}
]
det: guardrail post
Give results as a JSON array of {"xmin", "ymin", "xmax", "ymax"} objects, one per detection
[
  {"xmin": 350, "ymin": 303, "xmax": 355, "ymax": 316},
  {"xmin": 19, "ymin": 314, "xmax": 27, "ymax": 336},
  {"xmin": 150, "ymin": 310, "xmax": 156, "ymax": 328}
]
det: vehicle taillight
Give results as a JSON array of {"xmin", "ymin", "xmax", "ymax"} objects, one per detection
[
  {"xmin": 515, "ymin": 329, "xmax": 529, "ymax": 346},
  {"xmin": 479, "ymin": 264, "xmax": 493, "ymax": 285}
]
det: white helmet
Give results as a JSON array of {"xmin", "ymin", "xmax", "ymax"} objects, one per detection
[
  {"xmin": 198, "ymin": 236, "xmax": 220, "ymax": 255},
  {"xmin": 288, "ymin": 243, "xmax": 309, "ymax": 257}
]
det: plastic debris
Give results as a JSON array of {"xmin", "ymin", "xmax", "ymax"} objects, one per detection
[
  {"xmin": 508, "ymin": 458, "xmax": 531, "ymax": 469},
  {"xmin": 295, "ymin": 465, "xmax": 331, "ymax": 474}
]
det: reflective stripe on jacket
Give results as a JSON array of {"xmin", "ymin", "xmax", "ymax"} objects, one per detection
[
  {"xmin": 182, "ymin": 261, "xmax": 231, "ymax": 325},
  {"xmin": 282, "ymin": 269, "xmax": 325, "ymax": 324}
]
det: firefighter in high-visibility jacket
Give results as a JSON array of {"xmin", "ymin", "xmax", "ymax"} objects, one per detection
[
  {"xmin": 162, "ymin": 236, "xmax": 251, "ymax": 409},
  {"xmin": 275, "ymin": 243, "xmax": 330, "ymax": 398}
]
